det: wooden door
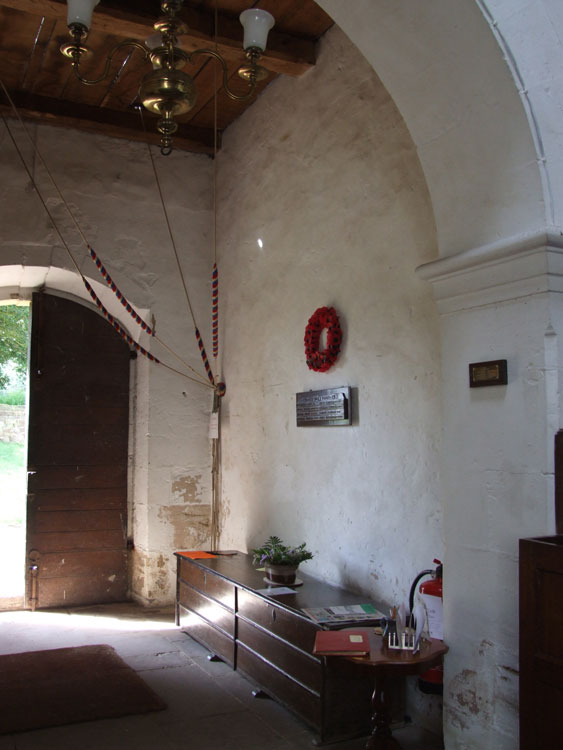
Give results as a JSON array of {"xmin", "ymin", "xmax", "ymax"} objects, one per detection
[{"xmin": 26, "ymin": 292, "xmax": 131, "ymax": 609}]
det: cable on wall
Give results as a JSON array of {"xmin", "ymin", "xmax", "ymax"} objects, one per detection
[{"xmin": 139, "ymin": 108, "xmax": 216, "ymax": 386}]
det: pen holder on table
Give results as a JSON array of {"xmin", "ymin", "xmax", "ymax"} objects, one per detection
[{"xmin": 387, "ymin": 629, "xmax": 416, "ymax": 651}]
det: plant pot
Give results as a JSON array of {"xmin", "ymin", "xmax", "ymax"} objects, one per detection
[{"xmin": 264, "ymin": 563, "xmax": 299, "ymax": 585}]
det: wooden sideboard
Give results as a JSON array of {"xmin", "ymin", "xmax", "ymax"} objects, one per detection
[{"xmin": 175, "ymin": 551, "xmax": 385, "ymax": 743}]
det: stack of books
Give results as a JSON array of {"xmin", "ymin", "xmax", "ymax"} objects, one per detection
[{"xmin": 302, "ymin": 603, "xmax": 384, "ymax": 625}]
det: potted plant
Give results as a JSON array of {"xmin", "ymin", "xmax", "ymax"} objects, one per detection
[{"xmin": 252, "ymin": 535, "xmax": 313, "ymax": 585}]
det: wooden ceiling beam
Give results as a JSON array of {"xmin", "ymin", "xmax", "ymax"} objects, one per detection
[
  {"xmin": 0, "ymin": 0, "xmax": 315, "ymax": 76},
  {"xmin": 0, "ymin": 91, "xmax": 218, "ymax": 154}
]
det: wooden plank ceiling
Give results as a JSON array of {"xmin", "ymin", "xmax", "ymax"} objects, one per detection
[{"xmin": 0, "ymin": 0, "xmax": 333, "ymax": 154}]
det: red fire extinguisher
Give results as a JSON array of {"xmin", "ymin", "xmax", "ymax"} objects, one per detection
[{"xmin": 409, "ymin": 559, "xmax": 443, "ymax": 695}]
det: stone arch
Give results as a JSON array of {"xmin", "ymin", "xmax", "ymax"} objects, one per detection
[
  {"xmin": 0, "ymin": 264, "xmax": 150, "ymax": 346},
  {"xmin": 317, "ymin": 0, "xmax": 551, "ymax": 256}
]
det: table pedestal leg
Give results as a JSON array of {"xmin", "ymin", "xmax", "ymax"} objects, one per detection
[{"xmin": 366, "ymin": 673, "xmax": 402, "ymax": 750}]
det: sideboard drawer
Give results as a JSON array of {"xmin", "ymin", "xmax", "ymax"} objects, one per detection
[
  {"xmin": 237, "ymin": 617, "xmax": 322, "ymax": 693},
  {"xmin": 237, "ymin": 642, "xmax": 322, "ymax": 731},
  {"xmin": 178, "ymin": 558, "xmax": 235, "ymax": 610},
  {"xmin": 178, "ymin": 580, "xmax": 235, "ymax": 637},
  {"xmin": 178, "ymin": 604, "xmax": 235, "ymax": 666},
  {"xmin": 238, "ymin": 589, "xmax": 319, "ymax": 652}
]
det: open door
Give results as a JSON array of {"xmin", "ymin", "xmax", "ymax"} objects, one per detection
[{"xmin": 26, "ymin": 292, "xmax": 131, "ymax": 609}]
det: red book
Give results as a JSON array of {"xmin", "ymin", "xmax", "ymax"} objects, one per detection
[
  {"xmin": 313, "ymin": 629, "xmax": 370, "ymax": 656},
  {"xmin": 177, "ymin": 550, "xmax": 218, "ymax": 559}
]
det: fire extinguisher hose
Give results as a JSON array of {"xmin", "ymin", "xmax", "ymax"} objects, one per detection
[{"xmin": 408, "ymin": 569, "xmax": 434, "ymax": 614}]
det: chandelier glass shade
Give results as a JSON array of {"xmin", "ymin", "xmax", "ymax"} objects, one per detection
[
  {"xmin": 66, "ymin": 0, "xmax": 100, "ymax": 29},
  {"xmin": 61, "ymin": 0, "xmax": 275, "ymax": 154},
  {"xmin": 239, "ymin": 9, "xmax": 275, "ymax": 52}
]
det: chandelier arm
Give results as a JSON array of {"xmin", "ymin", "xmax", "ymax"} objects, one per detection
[
  {"xmin": 190, "ymin": 48, "xmax": 257, "ymax": 102},
  {"xmin": 70, "ymin": 39, "xmax": 149, "ymax": 86}
]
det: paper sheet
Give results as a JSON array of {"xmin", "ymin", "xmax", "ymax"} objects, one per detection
[
  {"xmin": 209, "ymin": 412, "xmax": 219, "ymax": 439},
  {"xmin": 420, "ymin": 593, "xmax": 443, "ymax": 639},
  {"xmin": 413, "ymin": 601, "xmax": 426, "ymax": 652}
]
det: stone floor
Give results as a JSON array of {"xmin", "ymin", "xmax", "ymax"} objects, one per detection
[{"xmin": 0, "ymin": 602, "xmax": 443, "ymax": 749}]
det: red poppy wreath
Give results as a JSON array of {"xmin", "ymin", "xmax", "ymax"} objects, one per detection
[{"xmin": 304, "ymin": 306, "xmax": 342, "ymax": 372}]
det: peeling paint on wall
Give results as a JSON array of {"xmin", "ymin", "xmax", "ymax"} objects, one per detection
[
  {"xmin": 453, "ymin": 670, "xmax": 481, "ymax": 716},
  {"xmin": 171, "ymin": 474, "xmax": 202, "ymax": 504},
  {"xmin": 131, "ymin": 548, "xmax": 146, "ymax": 599},
  {"xmin": 131, "ymin": 549, "xmax": 173, "ymax": 604},
  {"xmin": 446, "ymin": 665, "xmax": 492, "ymax": 732},
  {"xmin": 158, "ymin": 504, "xmax": 211, "ymax": 550},
  {"xmin": 147, "ymin": 554, "xmax": 169, "ymax": 600},
  {"xmin": 130, "ymin": 504, "xmax": 212, "ymax": 602},
  {"xmin": 445, "ymin": 635, "xmax": 520, "ymax": 746}
]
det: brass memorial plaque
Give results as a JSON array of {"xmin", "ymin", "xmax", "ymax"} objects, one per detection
[
  {"xmin": 469, "ymin": 359, "xmax": 507, "ymax": 387},
  {"xmin": 296, "ymin": 387, "xmax": 351, "ymax": 427}
]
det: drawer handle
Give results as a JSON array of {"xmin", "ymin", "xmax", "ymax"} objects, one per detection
[
  {"xmin": 203, "ymin": 573, "xmax": 206, "ymax": 587},
  {"xmin": 271, "ymin": 609, "xmax": 276, "ymax": 622}
]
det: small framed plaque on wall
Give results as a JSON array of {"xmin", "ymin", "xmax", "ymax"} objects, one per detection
[
  {"xmin": 469, "ymin": 359, "xmax": 507, "ymax": 387},
  {"xmin": 296, "ymin": 386, "xmax": 351, "ymax": 426}
]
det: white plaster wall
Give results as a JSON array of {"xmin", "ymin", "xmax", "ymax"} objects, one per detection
[
  {"xmin": 440, "ymin": 296, "xmax": 556, "ymax": 749},
  {"xmin": 216, "ymin": 25, "xmax": 443, "ymax": 726},
  {"xmin": 317, "ymin": 0, "xmax": 546, "ymax": 257},
  {"xmin": 0, "ymin": 121, "xmax": 216, "ymax": 602},
  {"xmin": 444, "ymin": 301, "xmax": 543, "ymax": 743},
  {"xmin": 416, "ymin": 233, "xmax": 563, "ymax": 748}
]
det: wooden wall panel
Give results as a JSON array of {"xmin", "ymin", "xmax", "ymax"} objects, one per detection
[{"xmin": 519, "ymin": 536, "xmax": 563, "ymax": 748}]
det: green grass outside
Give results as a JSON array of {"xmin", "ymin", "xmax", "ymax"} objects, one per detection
[
  {"xmin": 0, "ymin": 390, "xmax": 26, "ymax": 405},
  {"xmin": 0, "ymin": 441, "xmax": 25, "ymax": 473},
  {"xmin": 0, "ymin": 441, "xmax": 25, "ymax": 525}
]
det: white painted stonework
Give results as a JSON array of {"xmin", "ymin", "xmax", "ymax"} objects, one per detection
[
  {"xmin": 417, "ymin": 234, "xmax": 563, "ymax": 747},
  {"xmin": 2, "ymin": 0, "xmax": 563, "ymax": 747},
  {"xmin": 216, "ymin": 26, "xmax": 442, "ymax": 587},
  {"xmin": 216, "ymin": 24, "xmax": 443, "ymax": 731}
]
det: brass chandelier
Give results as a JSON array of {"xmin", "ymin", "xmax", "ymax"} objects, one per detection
[{"xmin": 61, "ymin": 0, "xmax": 275, "ymax": 154}]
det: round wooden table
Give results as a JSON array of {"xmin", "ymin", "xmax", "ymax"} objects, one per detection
[{"xmin": 345, "ymin": 632, "xmax": 448, "ymax": 749}]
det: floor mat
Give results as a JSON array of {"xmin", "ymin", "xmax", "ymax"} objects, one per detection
[{"xmin": 0, "ymin": 644, "xmax": 166, "ymax": 734}]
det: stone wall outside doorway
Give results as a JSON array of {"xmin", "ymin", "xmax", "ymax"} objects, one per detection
[{"xmin": 0, "ymin": 405, "xmax": 25, "ymax": 443}]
